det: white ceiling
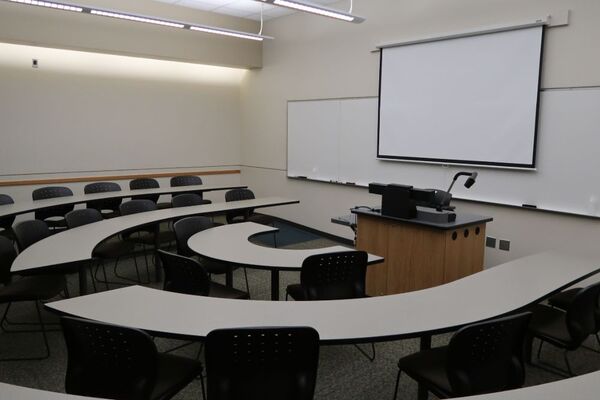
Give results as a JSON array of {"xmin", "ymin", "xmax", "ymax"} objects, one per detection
[{"xmin": 153, "ymin": 0, "xmax": 344, "ymax": 21}]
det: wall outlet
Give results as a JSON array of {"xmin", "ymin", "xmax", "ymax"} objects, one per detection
[
  {"xmin": 499, "ymin": 239, "xmax": 511, "ymax": 251},
  {"xmin": 32, "ymin": 59, "xmax": 39, "ymax": 68},
  {"xmin": 486, "ymin": 236, "xmax": 497, "ymax": 248}
]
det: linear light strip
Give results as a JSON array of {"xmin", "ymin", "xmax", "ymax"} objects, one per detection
[
  {"xmin": 256, "ymin": 0, "xmax": 364, "ymax": 23},
  {"xmin": 90, "ymin": 9, "xmax": 185, "ymax": 29},
  {"xmin": 4, "ymin": 0, "xmax": 272, "ymax": 41},
  {"xmin": 9, "ymin": 0, "xmax": 82, "ymax": 12},
  {"xmin": 190, "ymin": 26, "xmax": 263, "ymax": 42}
]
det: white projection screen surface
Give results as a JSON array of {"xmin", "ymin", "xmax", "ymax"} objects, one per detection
[{"xmin": 378, "ymin": 26, "xmax": 544, "ymax": 169}]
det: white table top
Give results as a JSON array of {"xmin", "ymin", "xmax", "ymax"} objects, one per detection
[
  {"xmin": 188, "ymin": 222, "xmax": 383, "ymax": 271},
  {"xmin": 11, "ymin": 197, "xmax": 298, "ymax": 273},
  {"xmin": 454, "ymin": 370, "xmax": 600, "ymax": 400},
  {"xmin": 0, "ymin": 184, "xmax": 245, "ymax": 218},
  {"xmin": 46, "ymin": 251, "xmax": 600, "ymax": 343},
  {"xmin": 0, "ymin": 383, "xmax": 107, "ymax": 399}
]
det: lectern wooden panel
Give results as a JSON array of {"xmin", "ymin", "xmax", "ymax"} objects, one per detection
[{"xmin": 354, "ymin": 210, "xmax": 491, "ymax": 296}]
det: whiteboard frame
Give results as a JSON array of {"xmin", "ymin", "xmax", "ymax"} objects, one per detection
[{"xmin": 376, "ymin": 25, "xmax": 546, "ymax": 170}]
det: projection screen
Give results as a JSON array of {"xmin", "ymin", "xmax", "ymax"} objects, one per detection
[{"xmin": 377, "ymin": 25, "xmax": 544, "ymax": 169}]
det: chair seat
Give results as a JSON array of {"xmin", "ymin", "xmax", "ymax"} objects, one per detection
[
  {"xmin": 208, "ymin": 282, "xmax": 249, "ymax": 299},
  {"xmin": 93, "ymin": 239, "xmax": 136, "ymax": 259},
  {"xmin": 202, "ymin": 258, "xmax": 236, "ymax": 275},
  {"xmin": 286, "ymin": 284, "xmax": 306, "ymax": 301},
  {"xmin": 548, "ymin": 288, "xmax": 581, "ymax": 310},
  {"xmin": 528, "ymin": 304, "xmax": 575, "ymax": 349},
  {"xmin": 157, "ymin": 202, "xmax": 172, "ymax": 210},
  {"xmin": 398, "ymin": 346, "xmax": 452, "ymax": 398},
  {"xmin": 99, "ymin": 210, "xmax": 120, "ymax": 219},
  {"xmin": 152, "ymin": 353, "xmax": 203, "ymax": 400},
  {"xmin": 0, "ymin": 274, "xmax": 66, "ymax": 302}
]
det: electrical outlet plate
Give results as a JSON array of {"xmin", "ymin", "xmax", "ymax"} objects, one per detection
[
  {"xmin": 499, "ymin": 240, "xmax": 511, "ymax": 251},
  {"xmin": 486, "ymin": 236, "xmax": 497, "ymax": 248}
]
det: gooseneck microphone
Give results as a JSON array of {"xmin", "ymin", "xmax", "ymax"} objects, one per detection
[{"xmin": 447, "ymin": 171, "xmax": 478, "ymax": 193}]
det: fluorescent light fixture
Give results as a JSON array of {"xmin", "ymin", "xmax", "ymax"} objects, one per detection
[
  {"xmin": 90, "ymin": 10, "xmax": 185, "ymax": 29},
  {"xmin": 3, "ymin": 0, "xmax": 273, "ymax": 41},
  {"xmin": 256, "ymin": 0, "xmax": 365, "ymax": 23},
  {"xmin": 9, "ymin": 0, "xmax": 82, "ymax": 12},
  {"xmin": 190, "ymin": 25, "xmax": 266, "ymax": 41}
]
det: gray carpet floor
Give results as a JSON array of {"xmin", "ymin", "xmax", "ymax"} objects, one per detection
[{"xmin": 1, "ymin": 226, "xmax": 599, "ymax": 399}]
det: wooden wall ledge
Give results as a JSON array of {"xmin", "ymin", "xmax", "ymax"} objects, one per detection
[{"xmin": 0, "ymin": 169, "xmax": 241, "ymax": 187}]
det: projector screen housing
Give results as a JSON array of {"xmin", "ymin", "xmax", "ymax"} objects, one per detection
[{"xmin": 377, "ymin": 25, "xmax": 544, "ymax": 169}]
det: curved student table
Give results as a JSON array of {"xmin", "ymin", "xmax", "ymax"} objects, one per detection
[
  {"xmin": 187, "ymin": 222, "xmax": 384, "ymax": 300},
  {"xmin": 11, "ymin": 197, "xmax": 298, "ymax": 293},
  {"xmin": 2, "ymin": 370, "xmax": 599, "ymax": 400},
  {"xmin": 46, "ymin": 251, "xmax": 600, "ymax": 344},
  {"xmin": 0, "ymin": 383, "xmax": 108, "ymax": 399},
  {"xmin": 0, "ymin": 184, "xmax": 245, "ymax": 219}
]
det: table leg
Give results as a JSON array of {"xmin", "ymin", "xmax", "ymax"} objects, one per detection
[
  {"xmin": 271, "ymin": 269, "xmax": 280, "ymax": 301},
  {"xmin": 418, "ymin": 334, "xmax": 432, "ymax": 400},
  {"xmin": 78, "ymin": 263, "xmax": 88, "ymax": 296}
]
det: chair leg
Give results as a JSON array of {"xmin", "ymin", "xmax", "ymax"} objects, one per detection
[
  {"xmin": 353, "ymin": 342, "xmax": 376, "ymax": 362},
  {"xmin": 89, "ymin": 261, "xmax": 97, "ymax": 293},
  {"xmin": 564, "ymin": 351, "xmax": 574, "ymax": 376},
  {"xmin": 537, "ymin": 340, "xmax": 544, "ymax": 359},
  {"xmin": 243, "ymin": 268, "xmax": 251, "ymax": 298},
  {"xmin": 0, "ymin": 301, "xmax": 51, "ymax": 361},
  {"xmin": 200, "ymin": 370, "xmax": 207, "ymax": 400},
  {"xmin": 1, "ymin": 302, "xmax": 60, "ymax": 329},
  {"xmin": 392, "ymin": 369, "xmax": 401, "ymax": 400}
]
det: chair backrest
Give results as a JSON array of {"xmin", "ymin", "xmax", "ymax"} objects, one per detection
[
  {"xmin": 129, "ymin": 178, "xmax": 160, "ymax": 203},
  {"xmin": 157, "ymin": 250, "xmax": 211, "ymax": 296},
  {"xmin": 173, "ymin": 216, "xmax": 214, "ymax": 257},
  {"xmin": 119, "ymin": 199, "xmax": 158, "ymax": 216},
  {"xmin": 13, "ymin": 219, "xmax": 51, "ymax": 251},
  {"xmin": 225, "ymin": 189, "xmax": 256, "ymax": 223},
  {"xmin": 32, "ymin": 186, "xmax": 74, "ymax": 221},
  {"xmin": 61, "ymin": 316, "xmax": 158, "ymax": 400},
  {"xmin": 206, "ymin": 327, "xmax": 320, "ymax": 400},
  {"xmin": 0, "ymin": 194, "xmax": 16, "ymax": 231},
  {"xmin": 446, "ymin": 312, "xmax": 532, "ymax": 397},
  {"xmin": 566, "ymin": 281, "xmax": 600, "ymax": 342},
  {"xmin": 65, "ymin": 209, "xmax": 103, "ymax": 229},
  {"xmin": 299, "ymin": 251, "xmax": 368, "ymax": 300},
  {"xmin": 84, "ymin": 182, "xmax": 122, "ymax": 213},
  {"xmin": 170, "ymin": 175, "xmax": 203, "ymax": 187},
  {"xmin": 172, "ymin": 193, "xmax": 206, "ymax": 208},
  {"xmin": 0, "ymin": 236, "xmax": 17, "ymax": 285}
]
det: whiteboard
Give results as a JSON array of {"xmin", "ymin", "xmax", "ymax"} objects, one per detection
[
  {"xmin": 286, "ymin": 88, "xmax": 600, "ymax": 217},
  {"xmin": 378, "ymin": 26, "xmax": 543, "ymax": 168}
]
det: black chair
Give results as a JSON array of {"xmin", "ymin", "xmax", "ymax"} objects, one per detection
[
  {"xmin": 65, "ymin": 209, "xmax": 138, "ymax": 290},
  {"xmin": 0, "ymin": 236, "xmax": 67, "ymax": 361},
  {"xmin": 529, "ymin": 281, "xmax": 600, "ymax": 376},
  {"xmin": 84, "ymin": 181, "xmax": 122, "ymax": 219},
  {"xmin": 286, "ymin": 251, "xmax": 368, "ymax": 301},
  {"xmin": 224, "ymin": 189, "xmax": 274, "ymax": 226},
  {"xmin": 13, "ymin": 219, "xmax": 52, "ymax": 252},
  {"xmin": 393, "ymin": 312, "xmax": 532, "ymax": 400},
  {"xmin": 130, "ymin": 178, "xmax": 171, "ymax": 209},
  {"xmin": 32, "ymin": 186, "xmax": 74, "ymax": 230},
  {"xmin": 0, "ymin": 194, "xmax": 15, "ymax": 239},
  {"xmin": 548, "ymin": 284, "xmax": 600, "ymax": 351},
  {"xmin": 171, "ymin": 175, "xmax": 211, "ymax": 204},
  {"xmin": 205, "ymin": 327, "xmax": 319, "ymax": 400},
  {"xmin": 172, "ymin": 193, "xmax": 211, "ymax": 208},
  {"xmin": 285, "ymin": 251, "xmax": 373, "ymax": 361},
  {"xmin": 225, "ymin": 189, "xmax": 277, "ymax": 246},
  {"xmin": 158, "ymin": 250, "xmax": 248, "ymax": 299},
  {"xmin": 173, "ymin": 217, "xmax": 249, "ymax": 294},
  {"xmin": 61, "ymin": 316, "xmax": 204, "ymax": 400}
]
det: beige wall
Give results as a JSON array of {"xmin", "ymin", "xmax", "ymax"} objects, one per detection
[
  {"xmin": 240, "ymin": 0, "xmax": 600, "ymax": 266},
  {"xmin": 0, "ymin": 0, "xmax": 262, "ymax": 68}
]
